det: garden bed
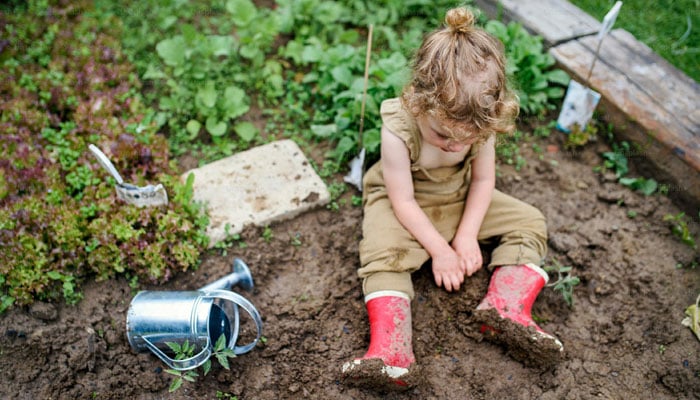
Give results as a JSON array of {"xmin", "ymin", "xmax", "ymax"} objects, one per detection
[
  {"xmin": 2, "ymin": 125, "xmax": 699, "ymax": 399},
  {"xmin": 1, "ymin": 1, "xmax": 698, "ymax": 399}
]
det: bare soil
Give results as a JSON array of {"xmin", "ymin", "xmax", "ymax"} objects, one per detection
[{"xmin": 2, "ymin": 127, "xmax": 699, "ymax": 399}]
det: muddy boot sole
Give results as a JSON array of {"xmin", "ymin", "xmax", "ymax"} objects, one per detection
[
  {"xmin": 474, "ymin": 308, "xmax": 564, "ymax": 366},
  {"xmin": 341, "ymin": 358, "xmax": 421, "ymax": 391}
]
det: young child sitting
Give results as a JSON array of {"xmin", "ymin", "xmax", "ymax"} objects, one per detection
[{"xmin": 342, "ymin": 7, "xmax": 564, "ymax": 390}]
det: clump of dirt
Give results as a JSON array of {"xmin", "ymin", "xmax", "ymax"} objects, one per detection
[
  {"xmin": 1, "ymin": 128, "xmax": 699, "ymax": 399},
  {"xmin": 342, "ymin": 358, "xmax": 422, "ymax": 392},
  {"xmin": 474, "ymin": 307, "xmax": 565, "ymax": 366}
]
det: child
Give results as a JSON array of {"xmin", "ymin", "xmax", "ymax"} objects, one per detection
[{"xmin": 342, "ymin": 7, "xmax": 563, "ymax": 390}]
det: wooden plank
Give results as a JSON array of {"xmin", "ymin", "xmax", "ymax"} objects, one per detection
[
  {"xmin": 550, "ymin": 29, "xmax": 700, "ymax": 207},
  {"xmin": 474, "ymin": 0, "xmax": 600, "ymax": 46}
]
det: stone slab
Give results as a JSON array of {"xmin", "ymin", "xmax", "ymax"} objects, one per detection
[
  {"xmin": 474, "ymin": 0, "xmax": 600, "ymax": 46},
  {"xmin": 550, "ymin": 29, "xmax": 700, "ymax": 207},
  {"xmin": 182, "ymin": 140, "xmax": 330, "ymax": 246}
]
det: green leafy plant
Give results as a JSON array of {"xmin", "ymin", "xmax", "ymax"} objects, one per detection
[
  {"xmin": 262, "ymin": 226, "xmax": 274, "ymax": 242},
  {"xmin": 565, "ymin": 121, "xmax": 598, "ymax": 148},
  {"xmin": 165, "ymin": 334, "xmax": 236, "ymax": 392},
  {"xmin": 544, "ymin": 259, "xmax": 581, "ymax": 307},
  {"xmin": 216, "ymin": 391, "xmax": 239, "ymax": 400},
  {"xmin": 0, "ymin": 1, "xmax": 209, "ymax": 312},
  {"xmin": 602, "ymin": 142, "xmax": 629, "ymax": 177},
  {"xmin": 485, "ymin": 20, "xmax": 570, "ymax": 115},
  {"xmin": 213, "ymin": 224, "xmax": 247, "ymax": 255},
  {"xmin": 663, "ymin": 212, "xmax": 697, "ymax": 249},
  {"xmin": 289, "ymin": 232, "xmax": 302, "ymax": 247},
  {"xmin": 601, "ymin": 141, "xmax": 658, "ymax": 196}
]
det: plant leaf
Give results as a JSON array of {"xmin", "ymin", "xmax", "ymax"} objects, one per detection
[
  {"xmin": 206, "ymin": 117, "xmax": 228, "ymax": 137},
  {"xmin": 310, "ymin": 124, "xmax": 337, "ymax": 138},
  {"xmin": 166, "ymin": 342, "xmax": 181, "ymax": 354},
  {"xmin": 156, "ymin": 36, "xmax": 186, "ymax": 67},
  {"xmin": 226, "ymin": 0, "xmax": 258, "ymax": 26},
  {"xmin": 203, "ymin": 359, "xmax": 212, "ymax": 376},
  {"xmin": 169, "ymin": 377, "xmax": 183, "ymax": 392},
  {"xmin": 186, "ymin": 120, "xmax": 201, "ymax": 139},
  {"xmin": 208, "ymin": 35, "xmax": 236, "ymax": 57},
  {"xmin": 216, "ymin": 353, "xmax": 231, "ymax": 370},
  {"xmin": 546, "ymin": 69, "xmax": 571, "ymax": 86},
  {"xmin": 234, "ymin": 121, "xmax": 258, "ymax": 142},
  {"xmin": 221, "ymin": 86, "xmax": 250, "ymax": 119},
  {"xmin": 197, "ymin": 82, "xmax": 218, "ymax": 109},
  {"xmin": 183, "ymin": 371, "xmax": 198, "ymax": 382},
  {"xmin": 330, "ymin": 65, "xmax": 354, "ymax": 88},
  {"xmin": 214, "ymin": 333, "xmax": 227, "ymax": 352},
  {"xmin": 47, "ymin": 271, "xmax": 62, "ymax": 280}
]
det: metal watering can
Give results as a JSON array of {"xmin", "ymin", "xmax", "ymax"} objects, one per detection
[{"xmin": 126, "ymin": 258, "xmax": 263, "ymax": 371}]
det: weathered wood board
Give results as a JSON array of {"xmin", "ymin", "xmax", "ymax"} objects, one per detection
[
  {"xmin": 550, "ymin": 29, "xmax": 700, "ymax": 207},
  {"xmin": 473, "ymin": 0, "xmax": 600, "ymax": 46}
]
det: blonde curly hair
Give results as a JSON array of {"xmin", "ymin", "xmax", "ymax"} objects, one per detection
[{"xmin": 401, "ymin": 7, "xmax": 519, "ymax": 143}]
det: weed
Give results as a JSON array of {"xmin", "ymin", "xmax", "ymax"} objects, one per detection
[
  {"xmin": 663, "ymin": 212, "xmax": 697, "ymax": 250},
  {"xmin": 565, "ymin": 121, "xmax": 598, "ymax": 148},
  {"xmin": 496, "ymin": 130, "xmax": 527, "ymax": 170},
  {"xmin": 216, "ymin": 391, "xmax": 238, "ymax": 400},
  {"xmin": 602, "ymin": 142, "xmax": 630, "ymax": 178},
  {"xmin": 289, "ymin": 232, "xmax": 302, "ymax": 247},
  {"xmin": 262, "ymin": 226, "xmax": 274, "ymax": 243},
  {"xmin": 602, "ymin": 141, "xmax": 658, "ymax": 196},
  {"xmin": 544, "ymin": 259, "xmax": 581, "ymax": 307},
  {"xmin": 213, "ymin": 224, "xmax": 247, "ymax": 255}
]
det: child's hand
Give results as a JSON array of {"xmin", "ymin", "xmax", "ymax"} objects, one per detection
[
  {"xmin": 452, "ymin": 236, "xmax": 483, "ymax": 276},
  {"xmin": 431, "ymin": 249, "xmax": 466, "ymax": 292}
]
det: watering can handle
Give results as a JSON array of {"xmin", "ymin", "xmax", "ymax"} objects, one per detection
[
  {"xmin": 142, "ymin": 334, "xmax": 212, "ymax": 371},
  {"xmin": 202, "ymin": 289, "xmax": 263, "ymax": 355}
]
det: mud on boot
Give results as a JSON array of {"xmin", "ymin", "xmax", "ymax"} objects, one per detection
[
  {"xmin": 474, "ymin": 264, "xmax": 564, "ymax": 366},
  {"xmin": 341, "ymin": 291, "xmax": 421, "ymax": 390}
]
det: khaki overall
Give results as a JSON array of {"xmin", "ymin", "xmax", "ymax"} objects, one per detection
[{"xmin": 358, "ymin": 99, "xmax": 547, "ymax": 299}]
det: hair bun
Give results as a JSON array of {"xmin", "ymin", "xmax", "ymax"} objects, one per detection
[{"xmin": 445, "ymin": 7, "xmax": 475, "ymax": 33}]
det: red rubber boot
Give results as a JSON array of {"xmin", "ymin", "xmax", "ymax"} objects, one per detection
[
  {"xmin": 475, "ymin": 264, "xmax": 564, "ymax": 365},
  {"xmin": 342, "ymin": 291, "xmax": 419, "ymax": 390}
]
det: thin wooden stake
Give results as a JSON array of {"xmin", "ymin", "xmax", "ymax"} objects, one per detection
[{"xmin": 358, "ymin": 24, "xmax": 373, "ymax": 151}]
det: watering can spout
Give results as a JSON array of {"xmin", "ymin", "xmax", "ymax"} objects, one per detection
[{"xmin": 199, "ymin": 258, "xmax": 254, "ymax": 292}]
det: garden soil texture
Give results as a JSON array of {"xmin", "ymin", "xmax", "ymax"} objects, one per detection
[{"xmin": 1, "ymin": 132, "xmax": 699, "ymax": 399}]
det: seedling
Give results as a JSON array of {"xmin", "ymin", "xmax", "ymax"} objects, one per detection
[
  {"xmin": 663, "ymin": 212, "xmax": 697, "ymax": 249},
  {"xmin": 289, "ymin": 232, "xmax": 302, "ymax": 247},
  {"xmin": 262, "ymin": 226, "xmax": 274, "ymax": 242},
  {"xmin": 165, "ymin": 334, "xmax": 236, "ymax": 392},
  {"xmin": 544, "ymin": 259, "xmax": 580, "ymax": 307},
  {"xmin": 565, "ymin": 121, "xmax": 598, "ymax": 149},
  {"xmin": 214, "ymin": 224, "xmax": 247, "ymax": 255},
  {"xmin": 601, "ymin": 141, "xmax": 658, "ymax": 195}
]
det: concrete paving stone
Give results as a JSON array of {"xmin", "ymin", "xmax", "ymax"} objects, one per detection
[{"xmin": 182, "ymin": 139, "xmax": 330, "ymax": 246}]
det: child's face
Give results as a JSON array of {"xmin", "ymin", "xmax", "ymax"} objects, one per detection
[{"xmin": 417, "ymin": 115, "xmax": 478, "ymax": 153}]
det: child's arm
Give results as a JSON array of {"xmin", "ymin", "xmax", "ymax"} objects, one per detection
[
  {"xmin": 452, "ymin": 135, "xmax": 496, "ymax": 276},
  {"xmin": 381, "ymin": 126, "xmax": 466, "ymax": 292}
]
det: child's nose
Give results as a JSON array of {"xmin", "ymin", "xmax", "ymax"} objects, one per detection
[{"xmin": 447, "ymin": 141, "xmax": 465, "ymax": 152}]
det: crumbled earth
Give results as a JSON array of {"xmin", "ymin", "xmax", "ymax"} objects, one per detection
[{"xmin": 2, "ymin": 127, "xmax": 699, "ymax": 399}]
